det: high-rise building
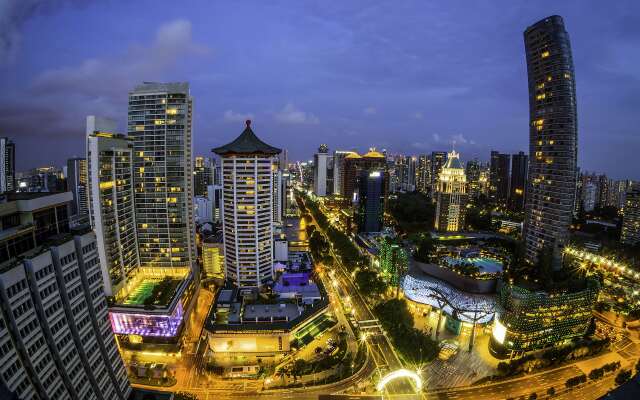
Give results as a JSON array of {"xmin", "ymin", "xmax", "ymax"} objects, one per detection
[
  {"xmin": 430, "ymin": 151, "xmax": 447, "ymax": 197},
  {"xmin": 0, "ymin": 137, "xmax": 15, "ymax": 193},
  {"xmin": 86, "ymin": 117, "xmax": 140, "ymax": 297},
  {"xmin": 416, "ymin": 154, "xmax": 430, "ymax": 194},
  {"xmin": 582, "ymin": 182, "xmax": 597, "ymax": 212},
  {"xmin": 621, "ymin": 187, "xmax": 640, "ymax": 246},
  {"xmin": 342, "ymin": 150, "xmax": 387, "ymax": 201},
  {"xmin": 202, "ymin": 235, "xmax": 225, "ymax": 280},
  {"xmin": 313, "ymin": 144, "xmax": 329, "ymax": 197},
  {"xmin": 379, "ymin": 240, "xmax": 408, "ymax": 287},
  {"xmin": 193, "ymin": 156, "xmax": 213, "ymax": 197},
  {"xmin": 332, "ymin": 150, "xmax": 353, "ymax": 197},
  {"xmin": 490, "ymin": 151, "xmax": 510, "ymax": 204},
  {"xmin": 213, "ymin": 120, "xmax": 281, "ymax": 287},
  {"xmin": 326, "ymin": 154, "xmax": 334, "ymax": 195},
  {"xmin": 127, "ymin": 82, "xmax": 196, "ymax": 268},
  {"xmin": 523, "ymin": 15, "xmax": 578, "ymax": 266},
  {"xmin": 509, "ymin": 151, "xmax": 528, "ymax": 211},
  {"xmin": 0, "ymin": 192, "xmax": 131, "ymax": 399},
  {"xmin": 67, "ymin": 157, "xmax": 89, "ymax": 219},
  {"xmin": 435, "ymin": 150, "xmax": 467, "ymax": 232},
  {"xmin": 465, "ymin": 158, "xmax": 482, "ymax": 198},
  {"xmin": 356, "ymin": 169, "xmax": 385, "ymax": 233}
]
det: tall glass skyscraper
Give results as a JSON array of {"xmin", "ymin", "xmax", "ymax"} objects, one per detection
[
  {"xmin": 523, "ymin": 16, "xmax": 578, "ymax": 266},
  {"xmin": 127, "ymin": 82, "xmax": 196, "ymax": 268}
]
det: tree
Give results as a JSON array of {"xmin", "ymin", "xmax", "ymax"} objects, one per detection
[
  {"xmin": 355, "ymin": 269, "xmax": 388, "ymax": 298},
  {"xmin": 175, "ymin": 393, "xmax": 198, "ymax": 400},
  {"xmin": 290, "ymin": 359, "xmax": 307, "ymax": 381},
  {"xmin": 528, "ymin": 393, "xmax": 537, "ymax": 400},
  {"xmin": 615, "ymin": 369, "xmax": 632, "ymax": 385},
  {"xmin": 546, "ymin": 387, "xmax": 555, "ymax": 397},
  {"xmin": 314, "ymin": 346, "xmax": 322, "ymax": 355},
  {"xmin": 414, "ymin": 235, "xmax": 436, "ymax": 263},
  {"xmin": 388, "ymin": 192, "xmax": 435, "ymax": 234}
]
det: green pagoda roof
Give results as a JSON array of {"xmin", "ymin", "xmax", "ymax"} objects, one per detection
[{"xmin": 212, "ymin": 120, "xmax": 281, "ymax": 156}]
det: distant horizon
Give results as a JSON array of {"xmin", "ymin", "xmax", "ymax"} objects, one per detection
[{"xmin": 2, "ymin": 1, "xmax": 639, "ymax": 180}]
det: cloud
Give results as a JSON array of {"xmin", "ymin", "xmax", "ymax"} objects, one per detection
[
  {"xmin": 411, "ymin": 142, "xmax": 430, "ymax": 150},
  {"xmin": 30, "ymin": 19, "xmax": 207, "ymax": 98},
  {"xmin": 432, "ymin": 133, "xmax": 441, "ymax": 142},
  {"xmin": 413, "ymin": 112, "xmax": 424, "ymax": 120},
  {"xmin": 275, "ymin": 103, "xmax": 319, "ymax": 124},
  {"xmin": 450, "ymin": 133, "xmax": 475, "ymax": 145},
  {"xmin": 223, "ymin": 110, "xmax": 254, "ymax": 122},
  {"xmin": 363, "ymin": 106, "xmax": 377, "ymax": 115},
  {"xmin": 0, "ymin": 0, "xmax": 93, "ymax": 63}
]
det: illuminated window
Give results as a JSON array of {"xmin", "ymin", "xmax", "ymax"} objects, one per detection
[
  {"xmin": 135, "ymin": 125, "xmax": 144, "ymax": 131},
  {"xmin": 536, "ymin": 83, "xmax": 545, "ymax": 90},
  {"xmin": 168, "ymin": 197, "xmax": 177, "ymax": 203},
  {"xmin": 154, "ymin": 120, "xmax": 165, "ymax": 125},
  {"xmin": 536, "ymin": 93, "xmax": 546, "ymax": 100},
  {"xmin": 141, "ymin": 224, "xmax": 148, "ymax": 229},
  {"xmin": 549, "ymin": 140, "xmax": 554, "ymax": 145},
  {"xmin": 547, "ymin": 75, "xmax": 552, "ymax": 82},
  {"xmin": 138, "ymin": 151, "xmax": 144, "ymax": 157},
  {"xmin": 564, "ymin": 73, "xmax": 571, "ymax": 79},
  {"xmin": 541, "ymin": 51, "xmax": 550, "ymax": 58},
  {"xmin": 166, "ymin": 108, "xmax": 178, "ymax": 115}
]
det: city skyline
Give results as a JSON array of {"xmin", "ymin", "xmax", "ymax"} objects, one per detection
[{"xmin": 1, "ymin": 1, "xmax": 640, "ymax": 179}]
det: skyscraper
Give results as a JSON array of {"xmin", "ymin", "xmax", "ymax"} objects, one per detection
[
  {"xmin": 356, "ymin": 169, "xmax": 385, "ymax": 233},
  {"xmin": 430, "ymin": 151, "xmax": 447, "ymax": 197},
  {"xmin": 127, "ymin": 82, "xmax": 195, "ymax": 268},
  {"xmin": 465, "ymin": 158, "xmax": 481, "ymax": 199},
  {"xmin": 523, "ymin": 15, "xmax": 578, "ymax": 266},
  {"xmin": 0, "ymin": 137, "xmax": 15, "ymax": 193},
  {"xmin": 621, "ymin": 187, "xmax": 640, "ymax": 246},
  {"xmin": 490, "ymin": 151, "xmax": 510, "ymax": 204},
  {"xmin": 193, "ymin": 156, "xmax": 214, "ymax": 197},
  {"xmin": 313, "ymin": 144, "xmax": 329, "ymax": 197},
  {"xmin": 213, "ymin": 120, "xmax": 281, "ymax": 287},
  {"xmin": 332, "ymin": 150, "xmax": 353, "ymax": 197},
  {"xmin": 509, "ymin": 151, "xmax": 528, "ymax": 211},
  {"xmin": 416, "ymin": 154, "xmax": 430, "ymax": 194},
  {"xmin": 0, "ymin": 192, "xmax": 131, "ymax": 399},
  {"xmin": 67, "ymin": 157, "xmax": 89, "ymax": 219},
  {"xmin": 86, "ymin": 116, "xmax": 140, "ymax": 297},
  {"xmin": 435, "ymin": 150, "xmax": 467, "ymax": 232}
]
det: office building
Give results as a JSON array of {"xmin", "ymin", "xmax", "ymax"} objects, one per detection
[
  {"xmin": 0, "ymin": 192, "xmax": 131, "ymax": 399},
  {"xmin": 202, "ymin": 236, "xmax": 225, "ymax": 281},
  {"xmin": 430, "ymin": 151, "xmax": 447, "ymax": 197},
  {"xmin": 416, "ymin": 154, "xmax": 430, "ymax": 194},
  {"xmin": 621, "ymin": 187, "xmax": 640, "ymax": 246},
  {"xmin": 213, "ymin": 120, "xmax": 281, "ymax": 287},
  {"xmin": 342, "ymin": 149, "xmax": 386, "ymax": 201},
  {"xmin": 86, "ymin": 117, "xmax": 140, "ymax": 297},
  {"xmin": 490, "ymin": 281, "xmax": 599, "ymax": 357},
  {"xmin": 510, "ymin": 152, "xmax": 528, "ymax": 211},
  {"xmin": 194, "ymin": 156, "xmax": 213, "ymax": 197},
  {"xmin": 127, "ymin": 82, "xmax": 196, "ymax": 268},
  {"xmin": 356, "ymin": 170, "xmax": 385, "ymax": 233},
  {"xmin": 465, "ymin": 158, "xmax": 482, "ymax": 198},
  {"xmin": 18, "ymin": 167, "xmax": 65, "ymax": 193},
  {"xmin": 490, "ymin": 151, "xmax": 510, "ymax": 204},
  {"xmin": 523, "ymin": 16, "xmax": 578, "ymax": 266},
  {"xmin": 0, "ymin": 138, "xmax": 15, "ymax": 193},
  {"xmin": 332, "ymin": 150, "xmax": 353, "ymax": 197},
  {"xmin": 582, "ymin": 182, "xmax": 597, "ymax": 212},
  {"xmin": 435, "ymin": 150, "xmax": 468, "ymax": 232},
  {"xmin": 313, "ymin": 144, "xmax": 329, "ymax": 197},
  {"xmin": 66, "ymin": 158, "xmax": 88, "ymax": 219}
]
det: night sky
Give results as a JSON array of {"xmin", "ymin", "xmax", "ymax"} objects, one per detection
[{"xmin": 1, "ymin": 1, "xmax": 639, "ymax": 179}]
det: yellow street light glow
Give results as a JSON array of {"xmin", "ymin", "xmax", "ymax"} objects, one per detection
[{"xmin": 376, "ymin": 369, "xmax": 422, "ymax": 392}]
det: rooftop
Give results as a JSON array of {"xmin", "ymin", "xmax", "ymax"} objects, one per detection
[
  {"xmin": 131, "ymin": 81, "xmax": 189, "ymax": 94},
  {"xmin": 212, "ymin": 120, "xmax": 281, "ymax": 156}
]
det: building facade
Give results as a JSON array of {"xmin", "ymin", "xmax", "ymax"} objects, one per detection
[
  {"xmin": 509, "ymin": 151, "xmax": 528, "ymax": 211},
  {"xmin": 523, "ymin": 16, "xmax": 578, "ymax": 266},
  {"xmin": 213, "ymin": 120, "xmax": 281, "ymax": 287},
  {"xmin": 435, "ymin": 151, "xmax": 468, "ymax": 232},
  {"xmin": 490, "ymin": 281, "xmax": 599, "ymax": 357},
  {"xmin": 87, "ymin": 118, "xmax": 140, "ymax": 297},
  {"xmin": 313, "ymin": 144, "xmax": 329, "ymax": 197},
  {"xmin": 430, "ymin": 151, "xmax": 448, "ymax": 198},
  {"xmin": 127, "ymin": 82, "xmax": 196, "ymax": 268},
  {"xmin": 0, "ymin": 192, "xmax": 131, "ymax": 399},
  {"xmin": 356, "ymin": 170, "xmax": 385, "ymax": 233},
  {"xmin": 490, "ymin": 151, "xmax": 510, "ymax": 204},
  {"xmin": 0, "ymin": 138, "xmax": 15, "ymax": 193},
  {"xmin": 66, "ymin": 158, "xmax": 88, "ymax": 219},
  {"xmin": 621, "ymin": 187, "xmax": 640, "ymax": 246},
  {"xmin": 193, "ymin": 156, "xmax": 214, "ymax": 197}
]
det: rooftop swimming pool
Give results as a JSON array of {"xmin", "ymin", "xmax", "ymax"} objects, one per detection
[{"xmin": 444, "ymin": 257, "xmax": 503, "ymax": 274}]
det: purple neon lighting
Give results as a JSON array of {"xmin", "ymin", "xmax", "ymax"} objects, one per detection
[{"xmin": 109, "ymin": 302, "xmax": 184, "ymax": 337}]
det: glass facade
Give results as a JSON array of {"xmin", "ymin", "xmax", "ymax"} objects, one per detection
[
  {"xmin": 127, "ymin": 82, "xmax": 195, "ymax": 268},
  {"xmin": 523, "ymin": 16, "xmax": 578, "ymax": 266},
  {"xmin": 489, "ymin": 281, "xmax": 599, "ymax": 357}
]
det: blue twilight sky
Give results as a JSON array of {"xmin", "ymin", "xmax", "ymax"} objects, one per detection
[{"xmin": 1, "ymin": 0, "xmax": 639, "ymax": 179}]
